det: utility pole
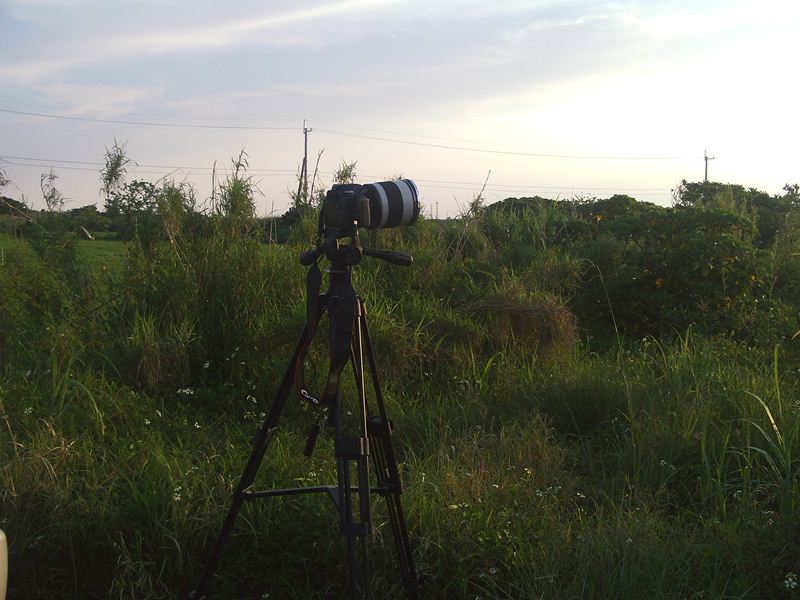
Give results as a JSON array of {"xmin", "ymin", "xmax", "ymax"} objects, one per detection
[
  {"xmin": 269, "ymin": 199, "xmax": 275, "ymax": 244},
  {"xmin": 296, "ymin": 120, "xmax": 313, "ymax": 204},
  {"xmin": 704, "ymin": 149, "xmax": 715, "ymax": 183}
]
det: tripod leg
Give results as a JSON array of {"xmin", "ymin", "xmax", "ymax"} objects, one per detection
[
  {"xmin": 193, "ymin": 317, "xmax": 319, "ymax": 599},
  {"xmin": 336, "ymin": 441, "xmax": 370, "ymax": 600},
  {"xmin": 359, "ymin": 305, "xmax": 420, "ymax": 599},
  {"xmin": 334, "ymin": 410, "xmax": 373, "ymax": 600},
  {"xmin": 367, "ymin": 418, "xmax": 418, "ymax": 599},
  {"xmin": 351, "ymin": 305, "xmax": 373, "ymax": 599},
  {"xmin": 321, "ymin": 284, "xmax": 374, "ymax": 599}
]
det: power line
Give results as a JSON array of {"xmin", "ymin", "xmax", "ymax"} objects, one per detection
[
  {"xmin": 0, "ymin": 160, "xmax": 293, "ymax": 178},
  {"xmin": 419, "ymin": 182, "xmax": 670, "ymax": 197},
  {"xmin": 2, "ymin": 103, "xmax": 692, "ymax": 162},
  {"xmin": 314, "ymin": 128, "xmax": 688, "ymax": 161},
  {"xmin": 0, "ymin": 98, "xmax": 301, "ymax": 124},
  {"xmin": 310, "ymin": 119, "xmax": 527, "ymax": 148},
  {"xmin": 362, "ymin": 175, "xmax": 669, "ymax": 192},
  {"xmin": 2, "ymin": 155, "xmax": 673, "ymax": 196},
  {"xmin": 0, "ymin": 100, "xmax": 693, "ymax": 161},
  {"xmin": 3, "ymin": 160, "xmax": 671, "ymax": 199},
  {"xmin": 0, "ymin": 100, "xmax": 534, "ymax": 146},
  {"xmin": 0, "ymin": 108, "xmax": 300, "ymax": 131},
  {"xmin": 0, "ymin": 155, "xmax": 296, "ymax": 174},
  {"xmin": 1, "ymin": 160, "xmax": 181, "ymax": 176},
  {"xmin": 3, "ymin": 104, "xmax": 689, "ymax": 161}
]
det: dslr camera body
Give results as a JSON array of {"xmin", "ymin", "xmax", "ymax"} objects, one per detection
[
  {"xmin": 301, "ymin": 179, "xmax": 420, "ymax": 267},
  {"xmin": 322, "ymin": 179, "xmax": 420, "ymax": 238}
]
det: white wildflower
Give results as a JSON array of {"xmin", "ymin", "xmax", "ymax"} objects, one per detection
[{"xmin": 785, "ymin": 572, "xmax": 798, "ymax": 590}]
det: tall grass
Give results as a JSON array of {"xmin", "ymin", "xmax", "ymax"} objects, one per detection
[{"xmin": 2, "ymin": 182, "xmax": 800, "ymax": 598}]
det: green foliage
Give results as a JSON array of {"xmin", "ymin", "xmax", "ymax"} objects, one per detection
[
  {"xmin": 64, "ymin": 203, "xmax": 112, "ymax": 233},
  {"xmin": 101, "ymin": 138, "xmax": 132, "ymax": 199},
  {"xmin": 333, "ymin": 160, "xmax": 358, "ymax": 184},
  {"xmin": 105, "ymin": 179, "xmax": 161, "ymax": 242},
  {"xmin": 0, "ymin": 242, "xmax": 69, "ymax": 372},
  {"xmin": 674, "ymin": 179, "xmax": 791, "ymax": 247},
  {"xmin": 40, "ymin": 169, "xmax": 65, "ymax": 213},
  {"xmin": 0, "ymin": 196, "xmax": 26, "ymax": 216},
  {"xmin": 4, "ymin": 172, "xmax": 800, "ymax": 598},
  {"xmin": 216, "ymin": 151, "xmax": 256, "ymax": 223},
  {"xmin": 484, "ymin": 187, "xmax": 800, "ymax": 345}
]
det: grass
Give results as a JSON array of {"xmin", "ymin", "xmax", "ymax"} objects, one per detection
[
  {"xmin": 2, "ymin": 232, "xmax": 126, "ymax": 276},
  {"xmin": 76, "ymin": 239, "xmax": 126, "ymax": 275},
  {"xmin": 2, "ymin": 205, "xmax": 800, "ymax": 598},
  {"xmin": 4, "ymin": 334, "xmax": 798, "ymax": 598},
  {"xmin": 0, "ymin": 232, "xmax": 32, "ymax": 257}
]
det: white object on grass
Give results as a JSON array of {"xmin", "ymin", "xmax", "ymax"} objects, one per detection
[{"xmin": 0, "ymin": 529, "xmax": 6, "ymax": 600}]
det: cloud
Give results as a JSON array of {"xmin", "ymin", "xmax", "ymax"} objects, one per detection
[
  {"xmin": 31, "ymin": 82, "xmax": 167, "ymax": 115},
  {"xmin": 504, "ymin": 12, "xmax": 611, "ymax": 40},
  {"xmin": 395, "ymin": 0, "xmax": 578, "ymax": 20},
  {"xmin": 118, "ymin": 0, "xmax": 402, "ymax": 54},
  {"xmin": 617, "ymin": 1, "xmax": 796, "ymax": 38},
  {"xmin": 1, "ymin": 0, "xmax": 94, "ymax": 24},
  {"xmin": 0, "ymin": 0, "xmax": 404, "ymax": 84}
]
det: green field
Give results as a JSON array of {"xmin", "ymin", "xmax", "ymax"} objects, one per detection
[
  {"xmin": 0, "ymin": 232, "xmax": 30, "ymax": 255},
  {"xmin": 76, "ymin": 238, "xmax": 126, "ymax": 274},
  {"xmin": 2, "ymin": 180, "xmax": 800, "ymax": 599},
  {"xmin": 1, "ymin": 233, "xmax": 126, "ymax": 273}
]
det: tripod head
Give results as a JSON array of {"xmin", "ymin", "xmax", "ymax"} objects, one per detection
[
  {"xmin": 298, "ymin": 179, "xmax": 419, "ymax": 270},
  {"xmin": 299, "ymin": 230, "xmax": 413, "ymax": 269}
]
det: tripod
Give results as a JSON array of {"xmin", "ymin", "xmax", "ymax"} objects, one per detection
[{"xmin": 192, "ymin": 239, "xmax": 419, "ymax": 600}]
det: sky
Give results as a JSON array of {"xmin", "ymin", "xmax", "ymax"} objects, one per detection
[{"xmin": 0, "ymin": 0, "xmax": 797, "ymax": 217}]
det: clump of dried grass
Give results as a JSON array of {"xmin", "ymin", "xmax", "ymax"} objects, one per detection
[{"xmin": 466, "ymin": 286, "xmax": 576, "ymax": 357}]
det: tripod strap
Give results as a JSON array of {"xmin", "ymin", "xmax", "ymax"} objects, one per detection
[
  {"xmin": 294, "ymin": 264, "xmax": 356, "ymax": 404},
  {"xmin": 294, "ymin": 265, "xmax": 322, "ymax": 404},
  {"xmin": 294, "ymin": 266, "xmax": 356, "ymax": 455},
  {"xmin": 321, "ymin": 279, "xmax": 357, "ymax": 406},
  {"xmin": 306, "ymin": 264, "xmax": 322, "ymax": 331}
]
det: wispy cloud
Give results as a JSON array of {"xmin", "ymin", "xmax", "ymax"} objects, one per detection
[
  {"xmin": 31, "ymin": 82, "xmax": 167, "ymax": 115},
  {"xmin": 618, "ymin": 0, "xmax": 798, "ymax": 39},
  {"xmin": 503, "ymin": 12, "xmax": 611, "ymax": 41},
  {"xmin": 0, "ymin": 0, "xmax": 403, "ymax": 84},
  {"xmin": 2, "ymin": 0, "xmax": 95, "ymax": 24},
  {"xmin": 119, "ymin": 0, "xmax": 402, "ymax": 54}
]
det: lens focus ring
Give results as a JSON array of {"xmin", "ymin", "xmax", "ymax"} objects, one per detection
[{"xmin": 362, "ymin": 179, "xmax": 419, "ymax": 229}]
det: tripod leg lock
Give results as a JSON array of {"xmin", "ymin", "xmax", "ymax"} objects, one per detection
[{"xmin": 335, "ymin": 436, "xmax": 370, "ymax": 458}]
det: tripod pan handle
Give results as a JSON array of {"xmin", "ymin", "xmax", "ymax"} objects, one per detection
[
  {"xmin": 300, "ymin": 247, "xmax": 321, "ymax": 266},
  {"xmin": 362, "ymin": 248, "xmax": 413, "ymax": 267}
]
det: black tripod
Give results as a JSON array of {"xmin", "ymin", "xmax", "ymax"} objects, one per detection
[{"xmin": 192, "ymin": 238, "xmax": 419, "ymax": 600}]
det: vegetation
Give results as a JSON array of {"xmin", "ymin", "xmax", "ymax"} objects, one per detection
[{"xmin": 1, "ymin": 156, "xmax": 800, "ymax": 598}]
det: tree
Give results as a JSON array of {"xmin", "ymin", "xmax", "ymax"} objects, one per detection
[
  {"xmin": 333, "ymin": 160, "xmax": 358, "ymax": 184},
  {"xmin": 106, "ymin": 180, "xmax": 160, "ymax": 240},
  {"xmin": 40, "ymin": 169, "xmax": 65, "ymax": 212},
  {"xmin": 101, "ymin": 139, "xmax": 132, "ymax": 203},
  {"xmin": 217, "ymin": 150, "xmax": 256, "ymax": 221}
]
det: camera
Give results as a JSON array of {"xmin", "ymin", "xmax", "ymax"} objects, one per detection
[
  {"xmin": 323, "ymin": 179, "xmax": 420, "ymax": 235},
  {"xmin": 301, "ymin": 179, "xmax": 420, "ymax": 267}
]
